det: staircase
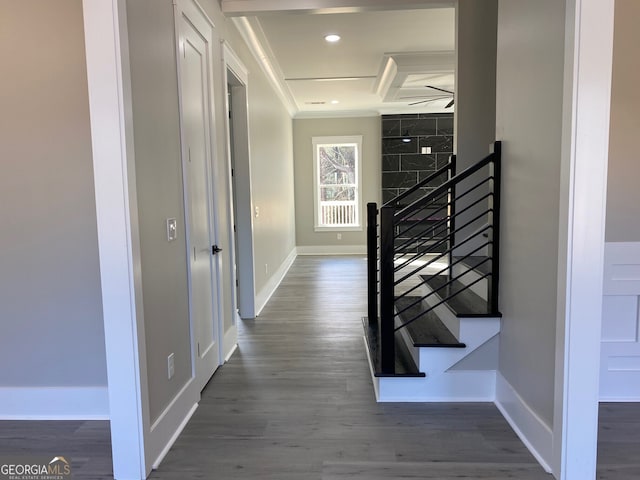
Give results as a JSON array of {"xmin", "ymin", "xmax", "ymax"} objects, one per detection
[{"xmin": 364, "ymin": 142, "xmax": 502, "ymax": 402}]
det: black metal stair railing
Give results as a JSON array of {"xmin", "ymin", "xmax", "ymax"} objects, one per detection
[{"xmin": 366, "ymin": 141, "xmax": 502, "ymax": 374}]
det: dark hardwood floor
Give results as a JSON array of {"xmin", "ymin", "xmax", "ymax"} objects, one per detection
[{"xmin": 0, "ymin": 256, "xmax": 637, "ymax": 479}]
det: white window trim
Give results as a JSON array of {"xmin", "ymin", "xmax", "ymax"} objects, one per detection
[{"xmin": 312, "ymin": 135, "xmax": 363, "ymax": 232}]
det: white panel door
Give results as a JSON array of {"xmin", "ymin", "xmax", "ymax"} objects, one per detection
[{"xmin": 177, "ymin": 7, "xmax": 220, "ymax": 391}]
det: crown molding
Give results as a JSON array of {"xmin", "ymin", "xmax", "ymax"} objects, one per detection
[{"xmin": 231, "ymin": 17, "xmax": 298, "ymax": 116}]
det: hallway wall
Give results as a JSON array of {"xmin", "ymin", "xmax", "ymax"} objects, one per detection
[
  {"xmin": 124, "ymin": 0, "xmax": 297, "ymax": 422},
  {"xmin": 0, "ymin": 0, "xmax": 107, "ymax": 414},
  {"xmin": 494, "ymin": 0, "xmax": 566, "ymax": 462},
  {"xmin": 126, "ymin": 0, "xmax": 193, "ymax": 424},
  {"xmin": 292, "ymin": 116, "xmax": 380, "ymax": 253}
]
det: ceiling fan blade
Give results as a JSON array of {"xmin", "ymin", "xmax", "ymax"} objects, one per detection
[
  {"xmin": 425, "ymin": 85, "xmax": 454, "ymax": 95},
  {"xmin": 446, "ymin": 99, "xmax": 455, "ymax": 108},
  {"xmin": 399, "ymin": 95, "xmax": 450, "ymax": 100}
]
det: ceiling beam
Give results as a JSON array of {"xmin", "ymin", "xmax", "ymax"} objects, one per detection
[{"xmin": 221, "ymin": 0, "xmax": 453, "ymax": 16}]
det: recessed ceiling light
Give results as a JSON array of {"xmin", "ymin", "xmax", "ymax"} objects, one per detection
[
  {"xmin": 330, "ymin": 100, "xmax": 339, "ymax": 104},
  {"xmin": 324, "ymin": 34, "xmax": 341, "ymax": 43}
]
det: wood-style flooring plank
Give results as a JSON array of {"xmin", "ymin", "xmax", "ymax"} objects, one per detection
[{"xmin": 0, "ymin": 257, "xmax": 637, "ymax": 479}]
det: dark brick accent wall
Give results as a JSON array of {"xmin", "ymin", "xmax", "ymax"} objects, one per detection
[{"xmin": 381, "ymin": 113, "xmax": 454, "ymax": 204}]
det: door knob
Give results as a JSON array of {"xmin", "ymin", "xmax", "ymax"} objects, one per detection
[{"xmin": 211, "ymin": 245, "xmax": 223, "ymax": 255}]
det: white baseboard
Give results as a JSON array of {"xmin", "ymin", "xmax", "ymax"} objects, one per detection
[
  {"xmin": 151, "ymin": 402, "xmax": 198, "ymax": 470},
  {"xmin": 255, "ymin": 247, "xmax": 297, "ymax": 316},
  {"xmin": 0, "ymin": 386, "xmax": 109, "ymax": 420},
  {"xmin": 296, "ymin": 245, "xmax": 366, "ymax": 255},
  {"xmin": 495, "ymin": 372, "xmax": 553, "ymax": 473},
  {"xmin": 148, "ymin": 378, "xmax": 198, "ymax": 471},
  {"xmin": 224, "ymin": 343, "xmax": 238, "ymax": 363},
  {"xmin": 600, "ymin": 395, "xmax": 640, "ymax": 402},
  {"xmin": 223, "ymin": 316, "xmax": 239, "ymax": 363}
]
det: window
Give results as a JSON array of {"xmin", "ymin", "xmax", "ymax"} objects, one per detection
[{"xmin": 312, "ymin": 135, "xmax": 362, "ymax": 231}]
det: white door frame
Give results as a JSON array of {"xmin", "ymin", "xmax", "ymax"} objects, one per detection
[
  {"xmin": 174, "ymin": 0, "xmax": 223, "ymax": 388},
  {"xmin": 222, "ymin": 43, "xmax": 257, "ymax": 319},
  {"xmin": 82, "ymin": 1, "xmax": 151, "ymax": 477},
  {"xmin": 553, "ymin": 0, "xmax": 615, "ymax": 479}
]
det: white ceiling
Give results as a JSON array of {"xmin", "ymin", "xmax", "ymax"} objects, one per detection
[{"xmin": 233, "ymin": 7, "xmax": 456, "ymax": 117}]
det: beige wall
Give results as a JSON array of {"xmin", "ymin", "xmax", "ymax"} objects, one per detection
[
  {"xmin": 293, "ymin": 116, "xmax": 381, "ymax": 249},
  {"xmin": 126, "ymin": 0, "xmax": 192, "ymax": 422},
  {"xmin": 455, "ymin": 0, "xmax": 497, "ymax": 255},
  {"xmin": 0, "ymin": 0, "xmax": 107, "ymax": 386},
  {"xmin": 605, "ymin": 0, "xmax": 640, "ymax": 242},
  {"xmin": 495, "ymin": 0, "xmax": 566, "ymax": 426}
]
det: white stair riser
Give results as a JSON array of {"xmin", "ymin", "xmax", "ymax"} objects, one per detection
[
  {"xmin": 376, "ymin": 370, "xmax": 497, "ymax": 402},
  {"xmin": 418, "ymin": 317, "xmax": 500, "ymax": 372},
  {"xmin": 417, "ymin": 282, "xmax": 460, "ymax": 339},
  {"xmin": 375, "ymin": 316, "xmax": 501, "ymax": 403}
]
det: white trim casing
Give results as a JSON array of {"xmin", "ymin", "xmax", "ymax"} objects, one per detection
[
  {"xmin": 553, "ymin": 0, "xmax": 615, "ymax": 478},
  {"xmin": 495, "ymin": 373, "xmax": 553, "ymax": 473},
  {"xmin": 222, "ymin": 43, "xmax": 257, "ymax": 320},
  {"xmin": 82, "ymin": 0, "xmax": 151, "ymax": 477},
  {"xmin": 255, "ymin": 248, "xmax": 297, "ymax": 316},
  {"xmin": 0, "ymin": 387, "xmax": 109, "ymax": 420}
]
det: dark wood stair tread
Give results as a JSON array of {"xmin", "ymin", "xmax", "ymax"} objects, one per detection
[
  {"xmin": 452, "ymin": 255, "xmax": 491, "ymax": 276},
  {"xmin": 362, "ymin": 317, "xmax": 425, "ymax": 377},
  {"xmin": 420, "ymin": 275, "xmax": 501, "ymax": 317},
  {"xmin": 394, "ymin": 296, "xmax": 465, "ymax": 348}
]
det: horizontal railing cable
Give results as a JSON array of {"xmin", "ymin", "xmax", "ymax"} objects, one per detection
[
  {"xmin": 394, "ymin": 273, "xmax": 491, "ymax": 332},
  {"xmin": 396, "ymin": 153, "xmax": 495, "ymax": 220},
  {"xmin": 395, "ymin": 178, "xmax": 491, "ymax": 239},
  {"xmin": 394, "ymin": 219, "xmax": 490, "ymax": 282},
  {"xmin": 394, "ymin": 220, "xmax": 493, "ymax": 286},
  {"xmin": 394, "ymin": 193, "xmax": 493, "ymax": 272},
  {"xmin": 394, "ymin": 244, "xmax": 492, "ymax": 315}
]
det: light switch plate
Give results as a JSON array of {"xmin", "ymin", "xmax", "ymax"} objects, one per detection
[{"xmin": 167, "ymin": 218, "xmax": 177, "ymax": 241}]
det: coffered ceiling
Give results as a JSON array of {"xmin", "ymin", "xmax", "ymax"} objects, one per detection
[{"xmin": 230, "ymin": 3, "xmax": 456, "ymax": 118}]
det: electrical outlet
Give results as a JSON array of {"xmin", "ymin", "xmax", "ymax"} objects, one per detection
[
  {"xmin": 337, "ymin": 233, "xmax": 342, "ymax": 240},
  {"xmin": 167, "ymin": 353, "xmax": 175, "ymax": 379}
]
